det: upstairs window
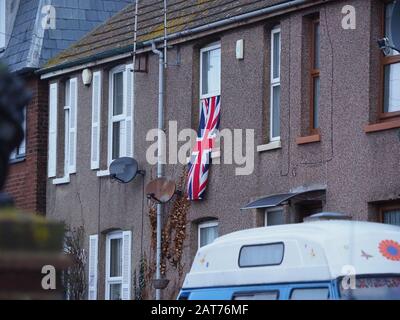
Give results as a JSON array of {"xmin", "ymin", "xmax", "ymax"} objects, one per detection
[
  {"xmin": 200, "ymin": 43, "xmax": 221, "ymax": 99},
  {"xmin": 63, "ymin": 78, "xmax": 78, "ymax": 176},
  {"xmin": 108, "ymin": 65, "xmax": 134, "ymax": 166},
  {"xmin": 310, "ymin": 18, "xmax": 320, "ymax": 133},
  {"xmin": 10, "ymin": 107, "xmax": 26, "ymax": 161},
  {"xmin": 270, "ymin": 27, "xmax": 281, "ymax": 142},
  {"xmin": 382, "ymin": 2, "xmax": 400, "ymax": 117},
  {"xmin": 0, "ymin": 0, "xmax": 6, "ymax": 49}
]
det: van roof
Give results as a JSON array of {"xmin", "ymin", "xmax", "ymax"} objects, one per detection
[{"xmin": 182, "ymin": 220, "xmax": 400, "ymax": 289}]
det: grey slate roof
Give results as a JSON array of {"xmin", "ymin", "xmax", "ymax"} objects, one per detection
[
  {"xmin": 42, "ymin": 0, "xmax": 310, "ymax": 71},
  {"xmin": 1, "ymin": 0, "xmax": 132, "ymax": 73}
]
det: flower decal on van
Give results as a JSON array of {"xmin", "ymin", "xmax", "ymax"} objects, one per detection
[{"xmin": 379, "ymin": 240, "xmax": 400, "ymax": 261}]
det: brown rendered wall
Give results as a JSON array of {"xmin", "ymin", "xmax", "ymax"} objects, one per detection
[
  {"xmin": 46, "ymin": 0, "xmax": 400, "ymax": 299},
  {"xmin": 5, "ymin": 75, "xmax": 48, "ymax": 215}
]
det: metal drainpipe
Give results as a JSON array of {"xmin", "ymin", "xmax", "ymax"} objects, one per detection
[{"xmin": 151, "ymin": 41, "xmax": 165, "ymax": 301}]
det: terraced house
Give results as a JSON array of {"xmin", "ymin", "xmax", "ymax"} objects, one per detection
[
  {"xmin": 0, "ymin": 0, "xmax": 132, "ymax": 214},
  {"xmin": 38, "ymin": 0, "xmax": 400, "ymax": 300}
]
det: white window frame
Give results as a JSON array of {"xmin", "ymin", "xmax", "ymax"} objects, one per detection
[
  {"xmin": 198, "ymin": 220, "xmax": 219, "ymax": 249},
  {"xmin": 53, "ymin": 78, "xmax": 77, "ymax": 184},
  {"xmin": 108, "ymin": 65, "xmax": 127, "ymax": 167},
  {"xmin": 270, "ymin": 27, "xmax": 281, "ymax": 142},
  {"xmin": 200, "ymin": 42, "xmax": 221, "ymax": 100},
  {"xmin": 0, "ymin": 0, "xmax": 6, "ymax": 50},
  {"xmin": 105, "ymin": 231, "xmax": 123, "ymax": 300},
  {"xmin": 10, "ymin": 107, "xmax": 27, "ymax": 161},
  {"xmin": 105, "ymin": 64, "xmax": 134, "ymax": 170},
  {"xmin": 265, "ymin": 207, "xmax": 284, "ymax": 227},
  {"xmin": 64, "ymin": 80, "xmax": 70, "ymax": 176}
]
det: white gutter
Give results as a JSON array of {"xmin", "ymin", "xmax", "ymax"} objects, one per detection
[{"xmin": 142, "ymin": 0, "xmax": 307, "ymax": 47}]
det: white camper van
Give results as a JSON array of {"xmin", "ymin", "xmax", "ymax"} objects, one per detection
[{"xmin": 178, "ymin": 213, "xmax": 400, "ymax": 300}]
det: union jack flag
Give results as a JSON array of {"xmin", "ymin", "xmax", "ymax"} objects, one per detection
[{"xmin": 187, "ymin": 96, "xmax": 221, "ymax": 201}]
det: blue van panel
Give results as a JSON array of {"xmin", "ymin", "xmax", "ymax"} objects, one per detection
[{"xmin": 179, "ymin": 281, "xmax": 337, "ymax": 300}]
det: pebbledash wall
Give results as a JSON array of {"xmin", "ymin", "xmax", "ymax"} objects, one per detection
[{"xmin": 41, "ymin": 0, "xmax": 400, "ymax": 299}]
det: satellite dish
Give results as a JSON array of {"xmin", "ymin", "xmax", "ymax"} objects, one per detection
[
  {"xmin": 391, "ymin": 1, "xmax": 400, "ymax": 49},
  {"xmin": 145, "ymin": 178, "xmax": 177, "ymax": 203},
  {"xmin": 109, "ymin": 157, "xmax": 144, "ymax": 184}
]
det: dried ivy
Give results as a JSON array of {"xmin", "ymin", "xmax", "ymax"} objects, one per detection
[
  {"xmin": 62, "ymin": 226, "xmax": 87, "ymax": 300},
  {"xmin": 134, "ymin": 254, "xmax": 148, "ymax": 300},
  {"xmin": 147, "ymin": 167, "xmax": 191, "ymax": 282}
]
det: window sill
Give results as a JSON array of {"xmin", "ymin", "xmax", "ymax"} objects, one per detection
[
  {"xmin": 364, "ymin": 119, "xmax": 400, "ymax": 133},
  {"xmin": 257, "ymin": 141, "xmax": 282, "ymax": 153},
  {"xmin": 211, "ymin": 150, "xmax": 221, "ymax": 159},
  {"xmin": 97, "ymin": 170, "xmax": 110, "ymax": 177},
  {"xmin": 53, "ymin": 176, "xmax": 70, "ymax": 185},
  {"xmin": 296, "ymin": 134, "xmax": 321, "ymax": 145},
  {"xmin": 9, "ymin": 157, "xmax": 26, "ymax": 165}
]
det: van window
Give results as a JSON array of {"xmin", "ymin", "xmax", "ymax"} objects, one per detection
[
  {"xmin": 239, "ymin": 243, "xmax": 284, "ymax": 268},
  {"xmin": 178, "ymin": 292, "xmax": 190, "ymax": 300},
  {"xmin": 234, "ymin": 291, "xmax": 279, "ymax": 300},
  {"xmin": 290, "ymin": 288, "xmax": 330, "ymax": 300}
]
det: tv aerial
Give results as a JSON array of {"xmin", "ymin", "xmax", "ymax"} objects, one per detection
[
  {"xmin": 109, "ymin": 157, "xmax": 145, "ymax": 184},
  {"xmin": 145, "ymin": 178, "xmax": 181, "ymax": 204}
]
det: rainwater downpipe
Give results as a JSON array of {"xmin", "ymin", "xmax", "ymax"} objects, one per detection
[{"xmin": 151, "ymin": 41, "xmax": 165, "ymax": 301}]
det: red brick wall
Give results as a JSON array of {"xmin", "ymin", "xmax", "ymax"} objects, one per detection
[{"xmin": 4, "ymin": 75, "xmax": 48, "ymax": 214}]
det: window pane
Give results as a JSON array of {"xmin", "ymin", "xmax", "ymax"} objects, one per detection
[
  {"xmin": 234, "ymin": 292, "xmax": 278, "ymax": 300},
  {"xmin": 64, "ymin": 109, "xmax": 70, "ymax": 171},
  {"xmin": 265, "ymin": 209, "xmax": 285, "ymax": 226},
  {"xmin": 271, "ymin": 85, "xmax": 281, "ymax": 138},
  {"xmin": 202, "ymin": 47, "xmax": 221, "ymax": 96},
  {"xmin": 273, "ymin": 31, "xmax": 281, "ymax": 79},
  {"xmin": 109, "ymin": 283, "xmax": 122, "ymax": 300},
  {"xmin": 10, "ymin": 107, "xmax": 27, "ymax": 160},
  {"xmin": 200, "ymin": 225, "xmax": 218, "ymax": 248},
  {"xmin": 385, "ymin": 3, "xmax": 399, "ymax": 56},
  {"xmin": 384, "ymin": 209, "xmax": 400, "ymax": 227},
  {"xmin": 313, "ymin": 76, "xmax": 320, "ymax": 128},
  {"xmin": 314, "ymin": 22, "xmax": 320, "ymax": 69},
  {"xmin": 110, "ymin": 238, "xmax": 122, "ymax": 277},
  {"xmin": 113, "ymin": 72, "xmax": 124, "ymax": 116},
  {"xmin": 239, "ymin": 243, "xmax": 284, "ymax": 267},
  {"xmin": 291, "ymin": 288, "xmax": 329, "ymax": 300},
  {"xmin": 112, "ymin": 122, "xmax": 120, "ymax": 160},
  {"xmin": 19, "ymin": 107, "xmax": 26, "ymax": 156},
  {"xmin": 65, "ymin": 80, "xmax": 70, "ymax": 106},
  {"xmin": 384, "ymin": 63, "xmax": 400, "ymax": 113}
]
